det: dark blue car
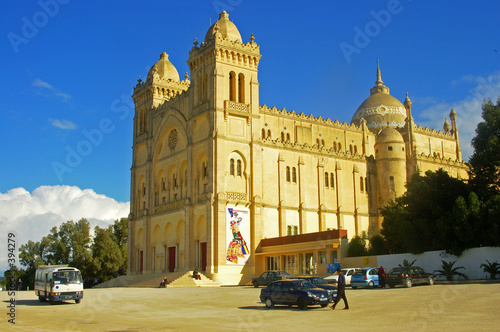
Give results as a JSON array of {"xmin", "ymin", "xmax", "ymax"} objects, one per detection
[{"xmin": 260, "ymin": 279, "xmax": 330, "ymax": 309}]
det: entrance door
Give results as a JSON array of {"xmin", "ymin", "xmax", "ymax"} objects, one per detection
[
  {"xmin": 168, "ymin": 247, "xmax": 176, "ymax": 272},
  {"xmin": 201, "ymin": 242, "xmax": 207, "ymax": 271},
  {"xmin": 139, "ymin": 251, "xmax": 143, "ymax": 274}
]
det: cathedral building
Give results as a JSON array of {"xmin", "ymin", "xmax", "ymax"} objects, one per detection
[{"xmin": 128, "ymin": 11, "xmax": 468, "ymax": 284}]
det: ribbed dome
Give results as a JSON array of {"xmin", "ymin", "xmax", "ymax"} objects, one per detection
[
  {"xmin": 204, "ymin": 11, "xmax": 242, "ymax": 43},
  {"xmin": 351, "ymin": 62, "xmax": 407, "ymax": 131},
  {"xmin": 147, "ymin": 52, "xmax": 180, "ymax": 82}
]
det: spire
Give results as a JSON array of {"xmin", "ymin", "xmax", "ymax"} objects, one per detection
[
  {"xmin": 370, "ymin": 58, "xmax": 389, "ymax": 95},
  {"xmin": 376, "ymin": 58, "xmax": 383, "ymax": 86}
]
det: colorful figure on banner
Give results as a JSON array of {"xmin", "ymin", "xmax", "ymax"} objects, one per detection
[{"xmin": 226, "ymin": 208, "xmax": 249, "ymax": 264}]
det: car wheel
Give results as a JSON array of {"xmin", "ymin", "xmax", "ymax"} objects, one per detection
[
  {"xmin": 368, "ymin": 281, "xmax": 374, "ymax": 288},
  {"xmin": 428, "ymin": 277, "xmax": 435, "ymax": 286},
  {"xmin": 352, "ymin": 286, "xmax": 357, "ymax": 289},
  {"xmin": 320, "ymin": 303, "xmax": 328, "ymax": 308},
  {"xmin": 298, "ymin": 298, "xmax": 308, "ymax": 310},
  {"xmin": 264, "ymin": 298, "xmax": 274, "ymax": 308},
  {"xmin": 75, "ymin": 299, "xmax": 81, "ymax": 304},
  {"xmin": 405, "ymin": 278, "xmax": 413, "ymax": 288},
  {"xmin": 253, "ymin": 281, "xmax": 259, "ymax": 288}
]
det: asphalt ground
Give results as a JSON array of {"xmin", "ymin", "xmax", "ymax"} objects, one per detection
[{"xmin": 1, "ymin": 283, "xmax": 499, "ymax": 331}]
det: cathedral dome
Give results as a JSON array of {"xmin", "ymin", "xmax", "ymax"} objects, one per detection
[
  {"xmin": 352, "ymin": 62, "xmax": 406, "ymax": 132},
  {"xmin": 147, "ymin": 52, "xmax": 180, "ymax": 82},
  {"xmin": 204, "ymin": 11, "xmax": 242, "ymax": 43},
  {"xmin": 376, "ymin": 126, "xmax": 404, "ymax": 143}
]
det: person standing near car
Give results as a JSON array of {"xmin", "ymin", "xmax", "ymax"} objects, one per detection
[
  {"xmin": 378, "ymin": 266, "xmax": 386, "ymax": 288},
  {"xmin": 330, "ymin": 267, "xmax": 349, "ymax": 310}
]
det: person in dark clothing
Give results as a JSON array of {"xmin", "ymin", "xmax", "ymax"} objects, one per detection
[
  {"xmin": 330, "ymin": 267, "xmax": 349, "ymax": 310},
  {"xmin": 378, "ymin": 266, "xmax": 386, "ymax": 288}
]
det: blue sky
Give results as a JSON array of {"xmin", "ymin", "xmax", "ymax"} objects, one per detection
[{"xmin": 1, "ymin": 1, "xmax": 499, "ymax": 217}]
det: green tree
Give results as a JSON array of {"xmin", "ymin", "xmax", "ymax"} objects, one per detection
[
  {"xmin": 469, "ymin": 98, "xmax": 500, "ymax": 199},
  {"xmin": 111, "ymin": 218, "xmax": 128, "ymax": 274},
  {"xmin": 381, "ymin": 169, "xmax": 471, "ymax": 255},
  {"xmin": 434, "ymin": 260, "xmax": 469, "ymax": 281},
  {"xmin": 91, "ymin": 226, "xmax": 125, "ymax": 282},
  {"xmin": 347, "ymin": 236, "xmax": 367, "ymax": 257},
  {"xmin": 367, "ymin": 234, "xmax": 388, "ymax": 255},
  {"xmin": 480, "ymin": 260, "xmax": 500, "ymax": 280}
]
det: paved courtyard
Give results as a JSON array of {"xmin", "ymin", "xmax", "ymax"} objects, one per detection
[{"xmin": 1, "ymin": 283, "xmax": 499, "ymax": 331}]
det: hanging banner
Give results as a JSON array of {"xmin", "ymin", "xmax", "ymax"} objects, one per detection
[{"xmin": 226, "ymin": 206, "xmax": 250, "ymax": 265}]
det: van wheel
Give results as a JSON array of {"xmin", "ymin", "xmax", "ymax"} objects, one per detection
[
  {"xmin": 75, "ymin": 299, "xmax": 81, "ymax": 304},
  {"xmin": 264, "ymin": 298, "xmax": 274, "ymax": 308},
  {"xmin": 428, "ymin": 277, "xmax": 435, "ymax": 286},
  {"xmin": 38, "ymin": 295, "xmax": 46, "ymax": 302},
  {"xmin": 389, "ymin": 284, "xmax": 396, "ymax": 288},
  {"xmin": 405, "ymin": 278, "xmax": 413, "ymax": 288},
  {"xmin": 298, "ymin": 298, "xmax": 308, "ymax": 310},
  {"xmin": 253, "ymin": 281, "xmax": 259, "ymax": 288},
  {"xmin": 352, "ymin": 286, "xmax": 357, "ymax": 289},
  {"xmin": 49, "ymin": 296, "xmax": 55, "ymax": 305}
]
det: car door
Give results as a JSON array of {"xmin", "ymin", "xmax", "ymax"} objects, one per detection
[
  {"xmin": 283, "ymin": 281, "xmax": 299, "ymax": 304},
  {"xmin": 414, "ymin": 267, "xmax": 425, "ymax": 284},
  {"xmin": 370, "ymin": 268, "xmax": 379, "ymax": 285},
  {"xmin": 268, "ymin": 282, "xmax": 285, "ymax": 304}
]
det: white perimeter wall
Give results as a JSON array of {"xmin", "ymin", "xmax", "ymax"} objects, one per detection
[{"xmin": 376, "ymin": 247, "xmax": 500, "ymax": 280}]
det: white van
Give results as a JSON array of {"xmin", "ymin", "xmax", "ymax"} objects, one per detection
[{"xmin": 34, "ymin": 265, "xmax": 84, "ymax": 304}]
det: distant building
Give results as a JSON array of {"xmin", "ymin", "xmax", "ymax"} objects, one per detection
[{"xmin": 128, "ymin": 11, "xmax": 468, "ymax": 284}]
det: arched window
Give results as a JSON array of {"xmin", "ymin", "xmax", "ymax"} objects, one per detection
[
  {"xmin": 365, "ymin": 177, "xmax": 368, "ymax": 193},
  {"xmin": 354, "ymin": 145, "xmax": 358, "ymax": 154},
  {"xmin": 322, "ymin": 139, "xmax": 325, "ymax": 147},
  {"xmin": 229, "ymin": 71, "xmax": 236, "ymax": 101},
  {"xmin": 333, "ymin": 142, "xmax": 337, "ymax": 152},
  {"xmin": 292, "ymin": 167, "xmax": 297, "ymax": 183},
  {"xmin": 262, "ymin": 128, "xmax": 266, "ymax": 139},
  {"xmin": 230, "ymin": 159, "xmax": 235, "ymax": 175},
  {"xmin": 325, "ymin": 172, "xmax": 329, "ymax": 188},
  {"xmin": 316, "ymin": 138, "xmax": 320, "ymax": 146},
  {"xmin": 286, "ymin": 133, "xmax": 290, "ymax": 142},
  {"xmin": 360, "ymin": 176, "xmax": 364, "ymax": 192},
  {"xmin": 286, "ymin": 166, "xmax": 291, "ymax": 182},
  {"xmin": 202, "ymin": 162, "xmax": 208, "ymax": 178},
  {"xmin": 389, "ymin": 176, "xmax": 395, "ymax": 192},
  {"xmin": 267, "ymin": 130, "xmax": 271, "ymax": 139},
  {"xmin": 237, "ymin": 160, "xmax": 242, "ymax": 176},
  {"xmin": 281, "ymin": 132, "xmax": 285, "ymax": 143},
  {"xmin": 338, "ymin": 142, "xmax": 342, "ymax": 151},
  {"xmin": 203, "ymin": 73, "xmax": 208, "ymax": 102},
  {"xmin": 330, "ymin": 173, "xmax": 334, "ymax": 188},
  {"xmin": 238, "ymin": 73, "xmax": 245, "ymax": 103},
  {"xmin": 349, "ymin": 144, "xmax": 353, "ymax": 154}
]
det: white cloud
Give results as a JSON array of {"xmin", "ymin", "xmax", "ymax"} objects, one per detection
[
  {"xmin": 32, "ymin": 78, "xmax": 54, "ymax": 90},
  {"xmin": 0, "ymin": 185, "xmax": 129, "ymax": 273},
  {"xmin": 50, "ymin": 118, "xmax": 77, "ymax": 130},
  {"xmin": 31, "ymin": 78, "xmax": 72, "ymax": 102},
  {"xmin": 417, "ymin": 71, "xmax": 500, "ymax": 161}
]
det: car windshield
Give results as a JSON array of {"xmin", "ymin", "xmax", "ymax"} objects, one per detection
[
  {"xmin": 312, "ymin": 278, "xmax": 327, "ymax": 285},
  {"xmin": 278, "ymin": 271, "xmax": 290, "ymax": 276},
  {"xmin": 293, "ymin": 280, "xmax": 316, "ymax": 289},
  {"xmin": 53, "ymin": 271, "xmax": 83, "ymax": 284},
  {"xmin": 389, "ymin": 268, "xmax": 404, "ymax": 274}
]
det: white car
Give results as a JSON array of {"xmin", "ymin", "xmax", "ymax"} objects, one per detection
[{"xmin": 324, "ymin": 268, "xmax": 360, "ymax": 286}]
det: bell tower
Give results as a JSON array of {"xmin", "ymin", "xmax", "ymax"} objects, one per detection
[{"xmin": 187, "ymin": 11, "xmax": 261, "ymax": 120}]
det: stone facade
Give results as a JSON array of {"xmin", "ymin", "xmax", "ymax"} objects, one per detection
[{"xmin": 127, "ymin": 11, "xmax": 468, "ymax": 284}]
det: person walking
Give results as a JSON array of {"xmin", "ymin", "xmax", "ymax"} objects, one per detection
[{"xmin": 330, "ymin": 267, "xmax": 349, "ymax": 310}]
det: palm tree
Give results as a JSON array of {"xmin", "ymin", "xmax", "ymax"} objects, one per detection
[
  {"xmin": 398, "ymin": 259, "xmax": 417, "ymax": 267},
  {"xmin": 480, "ymin": 260, "xmax": 500, "ymax": 279},
  {"xmin": 434, "ymin": 260, "xmax": 469, "ymax": 281}
]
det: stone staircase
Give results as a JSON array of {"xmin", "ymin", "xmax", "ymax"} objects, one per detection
[{"xmin": 95, "ymin": 271, "xmax": 221, "ymax": 288}]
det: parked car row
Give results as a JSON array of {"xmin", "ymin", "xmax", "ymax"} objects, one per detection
[{"xmin": 256, "ymin": 266, "xmax": 436, "ymax": 310}]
